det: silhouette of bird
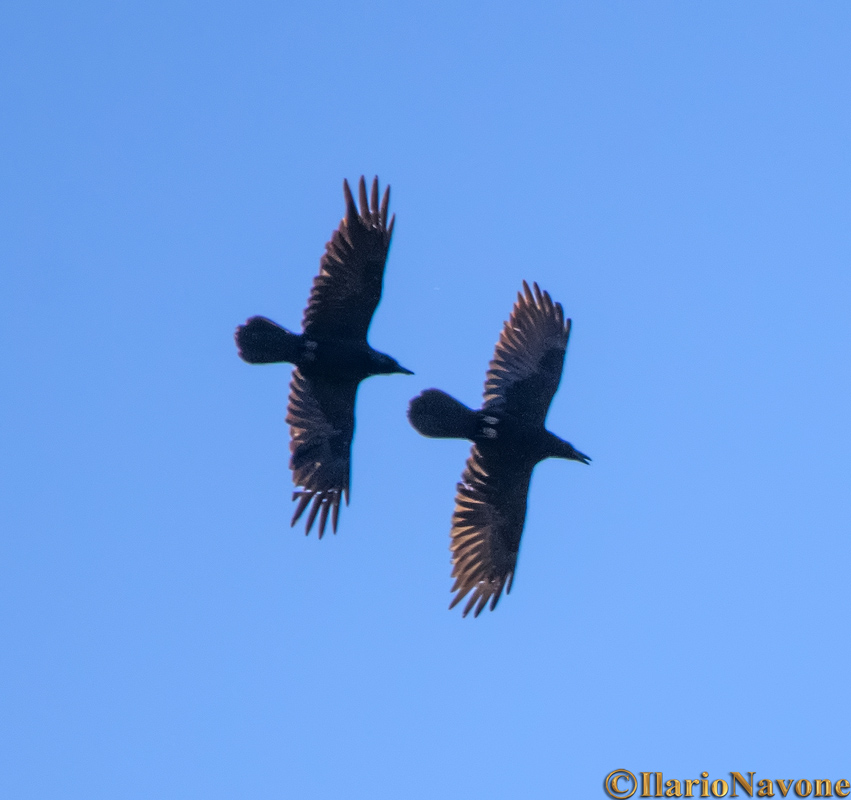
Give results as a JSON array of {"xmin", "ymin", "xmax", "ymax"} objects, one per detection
[
  {"xmin": 236, "ymin": 177, "xmax": 412, "ymax": 537},
  {"xmin": 407, "ymin": 282, "xmax": 589, "ymax": 616}
]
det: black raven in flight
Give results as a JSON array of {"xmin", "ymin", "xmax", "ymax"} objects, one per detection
[
  {"xmin": 236, "ymin": 177, "xmax": 412, "ymax": 538},
  {"xmin": 407, "ymin": 282, "xmax": 589, "ymax": 616}
]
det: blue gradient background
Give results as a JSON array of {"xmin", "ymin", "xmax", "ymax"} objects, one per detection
[{"xmin": 2, "ymin": 2, "xmax": 850, "ymax": 797}]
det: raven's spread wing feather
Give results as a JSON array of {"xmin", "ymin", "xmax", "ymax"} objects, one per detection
[
  {"xmin": 302, "ymin": 177, "xmax": 395, "ymax": 342},
  {"xmin": 286, "ymin": 369, "xmax": 358, "ymax": 538},
  {"xmin": 483, "ymin": 281, "xmax": 570, "ymax": 427},
  {"xmin": 449, "ymin": 445, "xmax": 534, "ymax": 617}
]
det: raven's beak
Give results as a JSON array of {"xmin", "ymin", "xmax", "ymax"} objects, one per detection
[
  {"xmin": 397, "ymin": 365, "xmax": 414, "ymax": 375},
  {"xmin": 572, "ymin": 448, "xmax": 591, "ymax": 465}
]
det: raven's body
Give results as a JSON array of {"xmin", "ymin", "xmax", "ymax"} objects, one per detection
[
  {"xmin": 238, "ymin": 317, "xmax": 403, "ymax": 381},
  {"xmin": 410, "ymin": 391, "xmax": 582, "ymax": 463},
  {"xmin": 408, "ymin": 282, "xmax": 589, "ymax": 616},
  {"xmin": 236, "ymin": 177, "xmax": 411, "ymax": 537}
]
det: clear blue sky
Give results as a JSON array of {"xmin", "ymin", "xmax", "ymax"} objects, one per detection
[{"xmin": 2, "ymin": 2, "xmax": 850, "ymax": 798}]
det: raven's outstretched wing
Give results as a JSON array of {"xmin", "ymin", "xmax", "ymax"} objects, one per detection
[
  {"xmin": 302, "ymin": 177, "xmax": 395, "ymax": 342},
  {"xmin": 483, "ymin": 281, "xmax": 570, "ymax": 427},
  {"xmin": 449, "ymin": 445, "xmax": 534, "ymax": 617},
  {"xmin": 286, "ymin": 369, "xmax": 358, "ymax": 538}
]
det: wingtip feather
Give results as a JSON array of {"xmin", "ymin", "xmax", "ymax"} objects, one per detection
[
  {"xmin": 380, "ymin": 186, "xmax": 390, "ymax": 226},
  {"xmin": 474, "ymin": 593, "xmax": 489, "ymax": 617},
  {"xmin": 370, "ymin": 177, "xmax": 379, "ymax": 218},
  {"xmin": 305, "ymin": 496, "xmax": 321, "ymax": 535},
  {"xmin": 318, "ymin": 501, "xmax": 331, "ymax": 538},
  {"xmin": 358, "ymin": 176, "xmax": 369, "ymax": 216},
  {"xmin": 342, "ymin": 179, "xmax": 357, "ymax": 222}
]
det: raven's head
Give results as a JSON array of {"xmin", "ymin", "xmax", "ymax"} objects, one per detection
[
  {"xmin": 564, "ymin": 443, "xmax": 591, "ymax": 465},
  {"xmin": 370, "ymin": 351, "xmax": 414, "ymax": 376},
  {"xmin": 548, "ymin": 433, "xmax": 591, "ymax": 464}
]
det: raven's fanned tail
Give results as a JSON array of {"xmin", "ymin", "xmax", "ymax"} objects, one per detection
[
  {"xmin": 235, "ymin": 316, "xmax": 301, "ymax": 364},
  {"xmin": 407, "ymin": 389, "xmax": 478, "ymax": 440}
]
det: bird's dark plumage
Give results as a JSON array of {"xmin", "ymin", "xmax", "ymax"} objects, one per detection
[
  {"xmin": 302, "ymin": 177, "xmax": 395, "ymax": 342},
  {"xmin": 408, "ymin": 282, "xmax": 589, "ymax": 616},
  {"xmin": 235, "ymin": 177, "xmax": 412, "ymax": 538}
]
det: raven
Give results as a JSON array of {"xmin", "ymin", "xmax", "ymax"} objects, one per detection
[
  {"xmin": 236, "ymin": 177, "xmax": 412, "ymax": 538},
  {"xmin": 407, "ymin": 282, "xmax": 589, "ymax": 616}
]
